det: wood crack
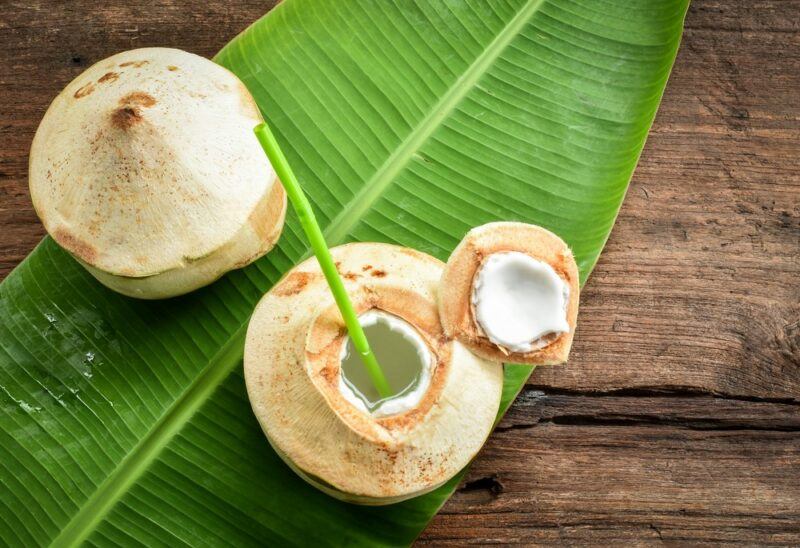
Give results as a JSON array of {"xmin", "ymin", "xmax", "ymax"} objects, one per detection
[
  {"xmin": 458, "ymin": 474, "xmax": 504, "ymax": 496},
  {"xmin": 495, "ymin": 415, "xmax": 800, "ymax": 433},
  {"xmin": 493, "ymin": 386, "xmax": 800, "ymax": 434},
  {"xmin": 524, "ymin": 385, "xmax": 800, "ymax": 405}
]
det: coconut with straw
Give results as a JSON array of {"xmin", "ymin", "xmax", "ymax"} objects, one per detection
[{"xmin": 244, "ymin": 123, "xmax": 579, "ymax": 504}]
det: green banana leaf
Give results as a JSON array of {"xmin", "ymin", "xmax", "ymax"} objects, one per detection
[{"xmin": 0, "ymin": 0, "xmax": 688, "ymax": 545}]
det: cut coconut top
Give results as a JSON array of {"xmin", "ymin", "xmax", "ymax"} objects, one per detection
[
  {"xmin": 439, "ymin": 222, "xmax": 580, "ymax": 365},
  {"xmin": 244, "ymin": 243, "xmax": 503, "ymax": 502},
  {"xmin": 29, "ymin": 47, "xmax": 277, "ymax": 278}
]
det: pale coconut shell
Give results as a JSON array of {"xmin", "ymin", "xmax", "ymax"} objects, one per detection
[
  {"xmin": 244, "ymin": 243, "xmax": 504, "ymax": 504},
  {"xmin": 439, "ymin": 222, "xmax": 580, "ymax": 365},
  {"xmin": 29, "ymin": 47, "xmax": 286, "ymax": 299}
]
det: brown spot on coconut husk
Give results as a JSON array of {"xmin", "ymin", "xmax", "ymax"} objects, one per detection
[
  {"xmin": 344, "ymin": 272, "xmax": 358, "ymax": 281},
  {"xmin": 167, "ymin": 65, "xmax": 179, "ymax": 71},
  {"xmin": 110, "ymin": 92, "xmax": 157, "ymax": 130},
  {"xmin": 74, "ymin": 82, "xmax": 95, "ymax": 98},
  {"xmin": 376, "ymin": 445, "xmax": 399, "ymax": 464},
  {"xmin": 111, "ymin": 107, "xmax": 143, "ymax": 130},
  {"xmin": 319, "ymin": 366, "xmax": 337, "ymax": 385},
  {"xmin": 98, "ymin": 72, "xmax": 119, "ymax": 84},
  {"xmin": 273, "ymin": 271, "xmax": 315, "ymax": 297},
  {"xmin": 119, "ymin": 60, "xmax": 148, "ymax": 68},
  {"xmin": 53, "ymin": 227, "xmax": 97, "ymax": 264},
  {"xmin": 362, "ymin": 264, "xmax": 372, "ymax": 271},
  {"xmin": 370, "ymin": 269, "xmax": 387, "ymax": 278},
  {"xmin": 119, "ymin": 91, "xmax": 156, "ymax": 108}
]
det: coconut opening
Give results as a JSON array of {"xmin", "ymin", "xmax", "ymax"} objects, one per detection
[
  {"xmin": 471, "ymin": 251, "xmax": 570, "ymax": 353},
  {"xmin": 339, "ymin": 310, "xmax": 432, "ymax": 418}
]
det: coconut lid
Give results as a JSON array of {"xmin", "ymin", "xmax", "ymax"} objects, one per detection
[
  {"xmin": 439, "ymin": 222, "xmax": 580, "ymax": 365},
  {"xmin": 29, "ymin": 47, "xmax": 278, "ymax": 278}
]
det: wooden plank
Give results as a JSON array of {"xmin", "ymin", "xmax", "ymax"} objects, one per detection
[{"xmin": 422, "ymin": 388, "xmax": 800, "ymax": 545}]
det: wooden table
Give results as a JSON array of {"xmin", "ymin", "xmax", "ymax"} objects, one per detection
[{"xmin": 1, "ymin": 1, "xmax": 798, "ymax": 544}]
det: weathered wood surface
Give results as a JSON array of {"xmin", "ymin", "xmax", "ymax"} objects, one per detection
[
  {"xmin": 423, "ymin": 391, "xmax": 800, "ymax": 545},
  {"xmin": 0, "ymin": 1, "xmax": 797, "ymax": 545}
]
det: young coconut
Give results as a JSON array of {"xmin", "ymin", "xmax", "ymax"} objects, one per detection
[
  {"xmin": 244, "ymin": 243, "xmax": 503, "ymax": 505},
  {"xmin": 439, "ymin": 222, "xmax": 580, "ymax": 365},
  {"xmin": 29, "ymin": 47, "xmax": 286, "ymax": 299}
]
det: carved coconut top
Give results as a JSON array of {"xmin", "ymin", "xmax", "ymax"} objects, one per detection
[{"xmin": 439, "ymin": 222, "xmax": 580, "ymax": 365}]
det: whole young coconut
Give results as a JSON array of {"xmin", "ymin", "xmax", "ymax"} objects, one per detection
[
  {"xmin": 244, "ymin": 243, "xmax": 503, "ymax": 505},
  {"xmin": 439, "ymin": 222, "xmax": 580, "ymax": 365},
  {"xmin": 29, "ymin": 47, "xmax": 286, "ymax": 299}
]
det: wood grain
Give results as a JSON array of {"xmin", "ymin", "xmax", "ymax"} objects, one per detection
[
  {"xmin": 423, "ymin": 389, "xmax": 800, "ymax": 545},
  {"xmin": 0, "ymin": 0, "xmax": 798, "ymax": 545}
]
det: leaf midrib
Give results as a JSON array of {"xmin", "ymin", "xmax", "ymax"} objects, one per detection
[{"xmin": 50, "ymin": 1, "xmax": 547, "ymax": 545}]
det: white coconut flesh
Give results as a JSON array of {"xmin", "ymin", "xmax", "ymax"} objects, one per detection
[
  {"xmin": 338, "ymin": 310, "xmax": 432, "ymax": 418},
  {"xmin": 471, "ymin": 251, "xmax": 570, "ymax": 353}
]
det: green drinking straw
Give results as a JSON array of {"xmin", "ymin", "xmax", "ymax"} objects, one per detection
[{"xmin": 254, "ymin": 122, "xmax": 392, "ymax": 400}]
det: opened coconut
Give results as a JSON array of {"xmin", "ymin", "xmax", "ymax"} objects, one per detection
[
  {"xmin": 29, "ymin": 47, "xmax": 286, "ymax": 299},
  {"xmin": 244, "ymin": 243, "xmax": 504, "ymax": 504},
  {"xmin": 439, "ymin": 222, "xmax": 580, "ymax": 365}
]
